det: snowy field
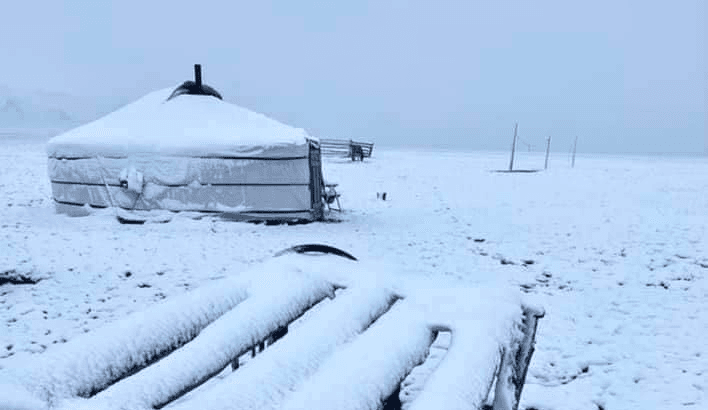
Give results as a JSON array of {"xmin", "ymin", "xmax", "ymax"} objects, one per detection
[{"xmin": 1, "ymin": 137, "xmax": 707, "ymax": 409}]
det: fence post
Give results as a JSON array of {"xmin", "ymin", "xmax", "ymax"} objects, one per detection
[
  {"xmin": 508, "ymin": 123, "xmax": 518, "ymax": 172},
  {"xmin": 571, "ymin": 136, "xmax": 578, "ymax": 168},
  {"xmin": 544, "ymin": 136, "xmax": 551, "ymax": 170}
]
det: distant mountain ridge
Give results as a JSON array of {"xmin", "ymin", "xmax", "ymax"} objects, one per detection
[{"xmin": 0, "ymin": 84, "xmax": 126, "ymax": 139}]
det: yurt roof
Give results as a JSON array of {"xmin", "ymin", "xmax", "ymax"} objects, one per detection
[{"xmin": 47, "ymin": 86, "xmax": 312, "ymax": 158}]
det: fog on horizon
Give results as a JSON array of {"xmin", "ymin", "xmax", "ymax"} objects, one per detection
[{"xmin": 1, "ymin": 0, "xmax": 705, "ymax": 154}]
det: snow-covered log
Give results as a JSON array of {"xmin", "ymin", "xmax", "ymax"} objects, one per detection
[
  {"xmin": 87, "ymin": 273, "xmax": 335, "ymax": 409},
  {"xmin": 0, "ymin": 274, "xmax": 252, "ymax": 406},
  {"xmin": 399, "ymin": 331, "xmax": 451, "ymax": 409},
  {"xmin": 280, "ymin": 301, "xmax": 435, "ymax": 410},
  {"xmin": 407, "ymin": 320, "xmax": 520, "ymax": 410},
  {"xmin": 169, "ymin": 286, "xmax": 398, "ymax": 410}
]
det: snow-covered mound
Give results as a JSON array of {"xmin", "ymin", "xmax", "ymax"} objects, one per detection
[{"xmin": 46, "ymin": 87, "xmax": 311, "ymax": 159}]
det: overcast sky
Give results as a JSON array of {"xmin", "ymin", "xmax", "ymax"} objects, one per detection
[{"xmin": 1, "ymin": 0, "xmax": 705, "ymax": 154}]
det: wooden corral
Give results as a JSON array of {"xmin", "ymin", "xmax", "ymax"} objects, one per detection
[{"xmin": 320, "ymin": 139, "xmax": 374, "ymax": 161}]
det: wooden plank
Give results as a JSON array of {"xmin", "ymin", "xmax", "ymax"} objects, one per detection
[
  {"xmin": 320, "ymin": 138, "xmax": 374, "ymax": 158},
  {"xmin": 0, "ymin": 277, "xmax": 252, "ymax": 404},
  {"xmin": 90, "ymin": 277, "xmax": 335, "ymax": 410},
  {"xmin": 280, "ymin": 302, "xmax": 434, "ymax": 410},
  {"xmin": 512, "ymin": 307, "xmax": 545, "ymax": 407},
  {"xmin": 408, "ymin": 323, "xmax": 505, "ymax": 410},
  {"xmin": 169, "ymin": 287, "xmax": 398, "ymax": 410}
]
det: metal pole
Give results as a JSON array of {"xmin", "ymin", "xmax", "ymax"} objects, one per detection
[
  {"xmin": 571, "ymin": 136, "xmax": 578, "ymax": 168},
  {"xmin": 544, "ymin": 136, "xmax": 551, "ymax": 170},
  {"xmin": 194, "ymin": 64, "xmax": 202, "ymax": 87},
  {"xmin": 509, "ymin": 123, "xmax": 518, "ymax": 171}
]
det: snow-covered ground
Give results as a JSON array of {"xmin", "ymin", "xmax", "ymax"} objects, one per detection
[{"xmin": 1, "ymin": 138, "xmax": 706, "ymax": 409}]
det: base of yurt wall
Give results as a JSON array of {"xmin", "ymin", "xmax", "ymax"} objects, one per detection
[
  {"xmin": 53, "ymin": 200, "xmax": 323, "ymax": 224},
  {"xmin": 54, "ymin": 201, "xmax": 106, "ymax": 217},
  {"xmin": 50, "ymin": 183, "xmax": 313, "ymax": 212}
]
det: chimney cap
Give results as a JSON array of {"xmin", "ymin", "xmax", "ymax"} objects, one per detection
[{"xmin": 167, "ymin": 63, "xmax": 222, "ymax": 101}]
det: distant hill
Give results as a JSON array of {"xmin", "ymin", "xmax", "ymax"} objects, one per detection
[{"xmin": 0, "ymin": 84, "xmax": 127, "ymax": 139}]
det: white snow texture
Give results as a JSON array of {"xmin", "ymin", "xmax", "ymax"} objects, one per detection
[
  {"xmin": 46, "ymin": 87, "xmax": 311, "ymax": 159},
  {"xmin": 5, "ymin": 142, "xmax": 705, "ymax": 409}
]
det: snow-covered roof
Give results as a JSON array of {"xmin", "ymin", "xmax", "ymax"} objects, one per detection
[{"xmin": 47, "ymin": 87, "xmax": 312, "ymax": 158}]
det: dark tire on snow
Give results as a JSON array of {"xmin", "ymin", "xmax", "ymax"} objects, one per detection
[{"xmin": 274, "ymin": 244, "xmax": 358, "ymax": 261}]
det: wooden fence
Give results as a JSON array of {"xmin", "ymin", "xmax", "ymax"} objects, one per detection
[
  {"xmin": 0, "ymin": 246, "xmax": 544, "ymax": 410},
  {"xmin": 320, "ymin": 139, "xmax": 374, "ymax": 161}
]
